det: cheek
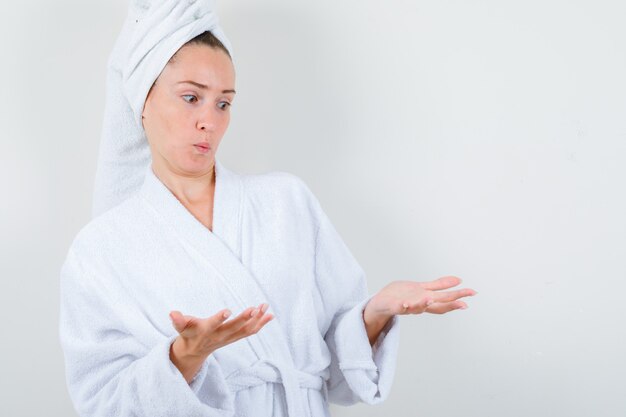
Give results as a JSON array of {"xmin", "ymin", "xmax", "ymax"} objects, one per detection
[
  {"xmin": 158, "ymin": 108, "xmax": 191, "ymax": 148},
  {"xmin": 218, "ymin": 113, "xmax": 231, "ymax": 134},
  {"xmin": 160, "ymin": 105, "xmax": 182, "ymax": 133}
]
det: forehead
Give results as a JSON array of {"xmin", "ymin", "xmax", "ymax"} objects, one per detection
[{"xmin": 161, "ymin": 45, "xmax": 234, "ymax": 84}]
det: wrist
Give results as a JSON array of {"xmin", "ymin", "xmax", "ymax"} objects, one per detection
[
  {"xmin": 363, "ymin": 310, "xmax": 392, "ymax": 333},
  {"xmin": 363, "ymin": 300, "xmax": 393, "ymax": 346},
  {"xmin": 363, "ymin": 297, "xmax": 393, "ymax": 328},
  {"xmin": 170, "ymin": 337, "xmax": 210, "ymax": 384},
  {"xmin": 171, "ymin": 337, "xmax": 209, "ymax": 363}
]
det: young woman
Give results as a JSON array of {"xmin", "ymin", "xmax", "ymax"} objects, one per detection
[{"xmin": 59, "ymin": 2, "xmax": 476, "ymax": 416}]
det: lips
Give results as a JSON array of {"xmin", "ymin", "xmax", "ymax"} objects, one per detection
[{"xmin": 193, "ymin": 142, "xmax": 210, "ymax": 153}]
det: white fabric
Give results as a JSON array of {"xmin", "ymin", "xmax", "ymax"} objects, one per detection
[
  {"xmin": 93, "ymin": 0, "xmax": 233, "ymax": 218},
  {"xmin": 59, "ymin": 159, "xmax": 400, "ymax": 416}
]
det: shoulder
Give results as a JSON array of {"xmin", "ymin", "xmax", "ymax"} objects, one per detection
[
  {"xmin": 241, "ymin": 169, "xmax": 325, "ymax": 217},
  {"xmin": 66, "ymin": 195, "xmax": 143, "ymax": 262},
  {"xmin": 242, "ymin": 169, "xmax": 310, "ymax": 193}
]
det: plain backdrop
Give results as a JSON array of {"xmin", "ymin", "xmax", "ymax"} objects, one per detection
[{"xmin": 1, "ymin": 0, "xmax": 625, "ymax": 416}]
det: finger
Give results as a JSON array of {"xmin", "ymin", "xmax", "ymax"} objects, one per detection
[
  {"xmin": 205, "ymin": 308, "xmax": 233, "ymax": 330},
  {"xmin": 217, "ymin": 307, "xmax": 255, "ymax": 330},
  {"xmin": 224, "ymin": 314, "xmax": 275, "ymax": 347},
  {"xmin": 242, "ymin": 308, "xmax": 274, "ymax": 332},
  {"xmin": 256, "ymin": 310, "xmax": 273, "ymax": 326},
  {"xmin": 169, "ymin": 311, "xmax": 183, "ymax": 332},
  {"xmin": 420, "ymin": 276, "xmax": 462, "ymax": 291},
  {"xmin": 248, "ymin": 303, "xmax": 268, "ymax": 318},
  {"xmin": 432, "ymin": 288, "xmax": 477, "ymax": 303},
  {"xmin": 169, "ymin": 310, "xmax": 197, "ymax": 334},
  {"xmin": 426, "ymin": 301, "xmax": 467, "ymax": 314},
  {"xmin": 249, "ymin": 313, "xmax": 274, "ymax": 334},
  {"xmin": 403, "ymin": 296, "xmax": 434, "ymax": 315},
  {"xmin": 217, "ymin": 304, "xmax": 267, "ymax": 334},
  {"xmin": 230, "ymin": 303, "xmax": 271, "ymax": 331},
  {"xmin": 231, "ymin": 311, "xmax": 274, "ymax": 340},
  {"xmin": 236, "ymin": 304, "xmax": 271, "ymax": 332}
]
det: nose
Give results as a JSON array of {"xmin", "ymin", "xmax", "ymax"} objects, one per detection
[
  {"xmin": 196, "ymin": 110, "xmax": 217, "ymax": 132},
  {"xmin": 197, "ymin": 120, "xmax": 214, "ymax": 132}
]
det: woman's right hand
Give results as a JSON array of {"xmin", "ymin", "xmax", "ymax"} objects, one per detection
[{"xmin": 168, "ymin": 303, "xmax": 273, "ymax": 383}]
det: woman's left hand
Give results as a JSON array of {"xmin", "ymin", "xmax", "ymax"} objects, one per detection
[{"xmin": 363, "ymin": 276, "xmax": 477, "ymax": 344}]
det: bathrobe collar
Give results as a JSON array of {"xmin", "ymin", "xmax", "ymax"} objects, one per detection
[
  {"xmin": 138, "ymin": 157, "xmax": 269, "ymax": 323},
  {"xmin": 139, "ymin": 157, "xmax": 243, "ymax": 259}
]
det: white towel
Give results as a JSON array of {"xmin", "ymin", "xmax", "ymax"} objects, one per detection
[{"xmin": 92, "ymin": 0, "xmax": 233, "ymax": 218}]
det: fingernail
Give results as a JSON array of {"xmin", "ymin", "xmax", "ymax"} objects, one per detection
[
  {"xmin": 223, "ymin": 310, "xmax": 231, "ymax": 318},
  {"xmin": 251, "ymin": 308, "xmax": 259, "ymax": 317},
  {"xmin": 261, "ymin": 303, "xmax": 268, "ymax": 313},
  {"xmin": 460, "ymin": 305, "xmax": 468, "ymax": 309}
]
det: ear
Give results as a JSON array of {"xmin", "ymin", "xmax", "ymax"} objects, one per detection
[
  {"xmin": 141, "ymin": 105, "xmax": 147, "ymax": 129},
  {"xmin": 141, "ymin": 79, "xmax": 158, "ymax": 124},
  {"xmin": 141, "ymin": 96, "xmax": 150, "ymax": 120}
]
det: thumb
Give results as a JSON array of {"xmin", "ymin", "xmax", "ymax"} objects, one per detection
[{"xmin": 169, "ymin": 310, "xmax": 195, "ymax": 334}]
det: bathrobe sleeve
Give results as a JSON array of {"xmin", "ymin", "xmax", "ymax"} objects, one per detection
[
  {"xmin": 306, "ymin": 186, "xmax": 401, "ymax": 406},
  {"xmin": 59, "ymin": 246, "xmax": 235, "ymax": 417}
]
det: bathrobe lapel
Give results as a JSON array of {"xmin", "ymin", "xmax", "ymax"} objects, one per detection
[{"xmin": 138, "ymin": 158, "xmax": 295, "ymax": 368}]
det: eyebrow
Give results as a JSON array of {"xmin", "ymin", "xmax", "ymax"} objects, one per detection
[{"xmin": 176, "ymin": 80, "xmax": 236, "ymax": 94}]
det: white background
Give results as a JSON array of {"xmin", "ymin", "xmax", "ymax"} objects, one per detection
[{"xmin": 1, "ymin": 0, "xmax": 625, "ymax": 416}]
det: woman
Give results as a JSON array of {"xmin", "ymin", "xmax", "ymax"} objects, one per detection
[{"xmin": 59, "ymin": 2, "xmax": 476, "ymax": 417}]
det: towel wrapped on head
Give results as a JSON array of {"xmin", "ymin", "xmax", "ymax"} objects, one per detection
[{"xmin": 93, "ymin": 0, "xmax": 233, "ymax": 218}]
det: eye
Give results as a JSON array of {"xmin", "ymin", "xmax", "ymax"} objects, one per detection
[
  {"xmin": 182, "ymin": 95, "xmax": 197, "ymax": 103},
  {"xmin": 218, "ymin": 101, "xmax": 231, "ymax": 111}
]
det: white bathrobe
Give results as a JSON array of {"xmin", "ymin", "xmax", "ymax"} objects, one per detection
[{"xmin": 59, "ymin": 158, "xmax": 400, "ymax": 417}]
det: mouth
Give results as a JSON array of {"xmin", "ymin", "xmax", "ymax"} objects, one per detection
[
  {"xmin": 193, "ymin": 142, "xmax": 211, "ymax": 152},
  {"xmin": 193, "ymin": 142, "xmax": 210, "ymax": 153}
]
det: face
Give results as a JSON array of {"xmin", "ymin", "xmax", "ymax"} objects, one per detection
[{"xmin": 141, "ymin": 44, "xmax": 235, "ymax": 177}]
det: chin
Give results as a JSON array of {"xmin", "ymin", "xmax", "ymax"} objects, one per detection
[{"xmin": 183, "ymin": 158, "xmax": 215, "ymax": 174}]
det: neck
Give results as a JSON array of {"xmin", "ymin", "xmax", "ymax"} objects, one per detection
[{"xmin": 150, "ymin": 157, "xmax": 216, "ymax": 206}]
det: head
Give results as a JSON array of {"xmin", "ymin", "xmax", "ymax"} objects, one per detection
[{"xmin": 141, "ymin": 31, "xmax": 235, "ymax": 177}]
